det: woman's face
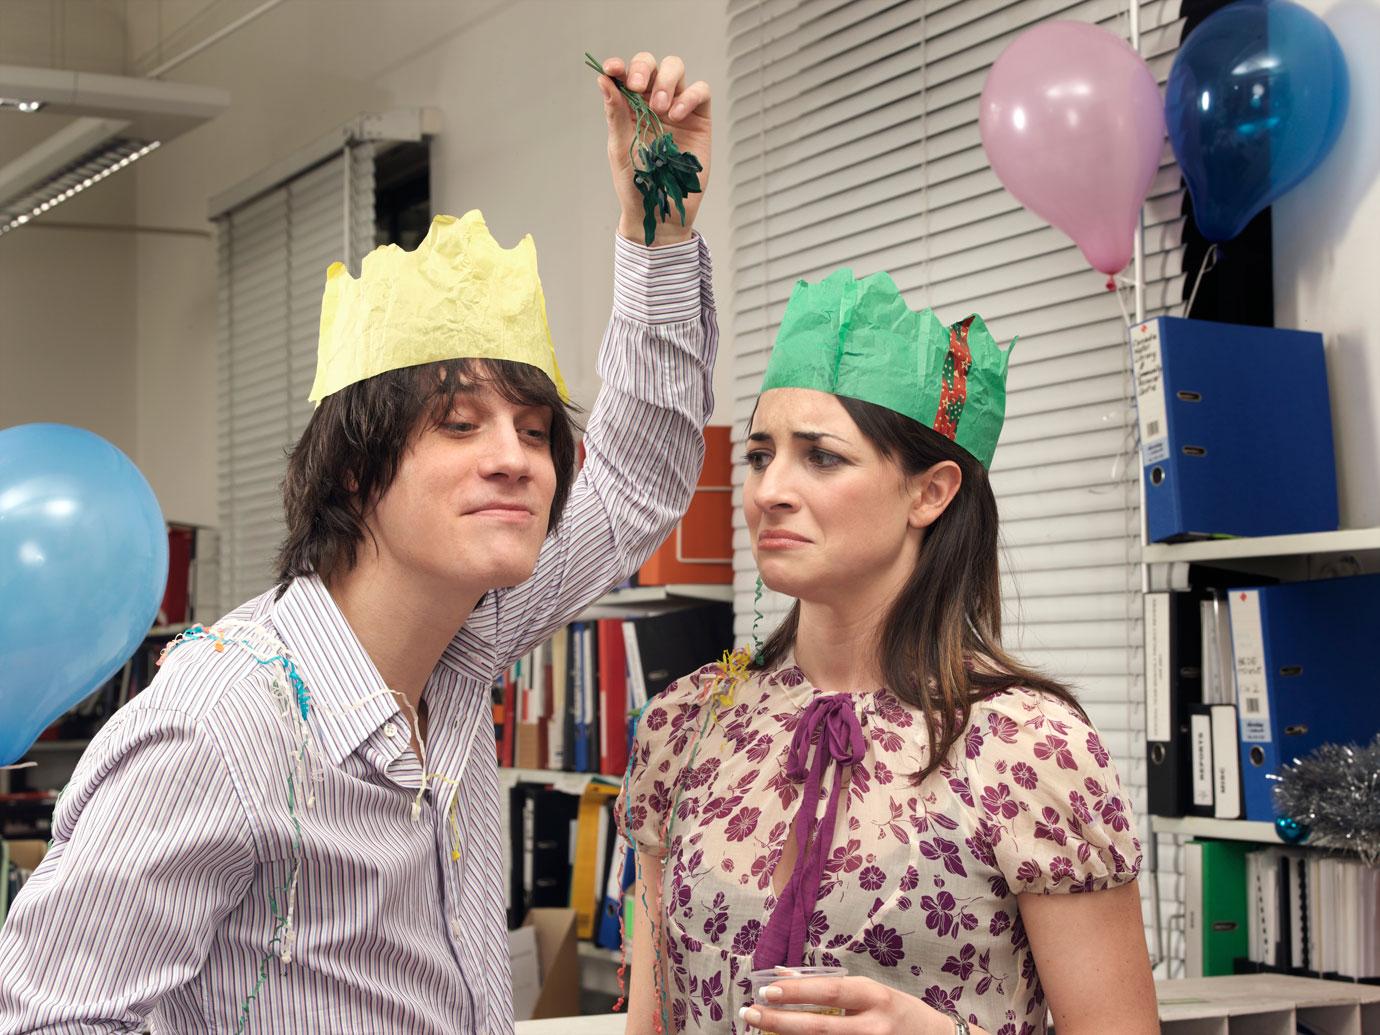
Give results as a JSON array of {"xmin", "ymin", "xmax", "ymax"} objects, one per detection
[{"xmin": 744, "ymin": 388, "xmax": 939, "ymax": 607}]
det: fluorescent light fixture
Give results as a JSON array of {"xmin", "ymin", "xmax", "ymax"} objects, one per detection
[{"xmin": 0, "ymin": 65, "xmax": 227, "ymax": 235}]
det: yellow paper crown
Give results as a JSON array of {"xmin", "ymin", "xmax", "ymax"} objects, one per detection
[{"xmin": 309, "ymin": 210, "xmax": 569, "ymax": 404}]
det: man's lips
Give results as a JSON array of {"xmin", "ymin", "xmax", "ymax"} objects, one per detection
[{"xmin": 467, "ymin": 503, "xmax": 534, "ymax": 520}]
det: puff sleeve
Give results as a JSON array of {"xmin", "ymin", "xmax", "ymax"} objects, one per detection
[
  {"xmin": 616, "ymin": 666, "xmax": 716, "ymax": 859},
  {"xmin": 959, "ymin": 689, "xmax": 1143, "ymax": 896}
]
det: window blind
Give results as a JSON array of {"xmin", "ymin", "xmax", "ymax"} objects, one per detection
[{"xmin": 214, "ymin": 144, "xmax": 376, "ymax": 612}]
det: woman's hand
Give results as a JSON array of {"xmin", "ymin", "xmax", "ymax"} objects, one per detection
[
  {"xmin": 739, "ymin": 973, "xmax": 961, "ymax": 1035},
  {"xmin": 592, "ymin": 52, "xmax": 711, "ymax": 246}
]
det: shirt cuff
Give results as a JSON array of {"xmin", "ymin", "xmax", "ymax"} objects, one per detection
[{"xmin": 612, "ymin": 232, "xmax": 712, "ymax": 325}]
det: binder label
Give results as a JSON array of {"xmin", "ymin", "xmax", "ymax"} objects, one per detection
[
  {"xmin": 1130, "ymin": 321, "xmax": 1170, "ymax": 465},
  {"xmin": 1145, "ymin": 593, "xmax": 1171, "ymax": 742},
  {"xmin": 1228, "ymin": 590, "xmax": 1271, "ymax": 743},
  {"xmin": 1190, "ymin": 712, "xmax": 1214, "ymax": 807}
]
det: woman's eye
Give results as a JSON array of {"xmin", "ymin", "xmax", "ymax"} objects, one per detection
[
  {"xmin": 742, "ymin": 450, "xmax": 770, "ymax": 471},
  {"xmin": 808, "ymin": 448, "xmax": 842, "ymax": 468}
]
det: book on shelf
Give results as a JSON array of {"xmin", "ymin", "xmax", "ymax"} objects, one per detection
[
  {"xmin": 1130, "ymin": 316, "xmax": 1338, "ymax": 544},
  {"xmin": 1236, "ymin": 847, "xmax": 1380, "ymax": 982},
  {"xmin": 500, "ymin": 775, "xmax": 634, "ymax": 959},
  {"xmin": 492, "ymin": 601, "xmax": 733, "ymax": 776},
  {"xmin": 1146, "ymin": 566, "xmax": 1380, "ymax": 826},
  {"xmin": 1227, "ymin": 574, "xmax": 1380, "ymax": 823},
  {"xmin": 1145, "ymin": 565, "xmax": 1273, "ymax": 820},
  {"xmin": 1184, "ymin": 839, "xmax": 1251, "ymax": 978}
]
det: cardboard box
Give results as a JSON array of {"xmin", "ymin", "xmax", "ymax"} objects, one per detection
[
  {"xmin": 7, "ymin": 840, "xmax": 46, "ymax": 872},
  {"xmin": 637, "ymin": 425, "xmax": 733, "ymax": 586},
  {"xmin": 508, "ymin": 907, "xmax": 580, "ymax": 1021}
]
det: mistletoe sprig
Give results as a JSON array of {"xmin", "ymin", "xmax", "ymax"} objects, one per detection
[{"xmin": 586, "ymin": 52, "xmax": 703, "ymax": 245}]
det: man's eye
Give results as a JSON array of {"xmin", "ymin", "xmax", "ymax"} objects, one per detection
[
  {"xmin": 521, "ymin": 428, "xmax": 551, "ymax": 443},
  {"xmin": 443, "ymin": 422, "xmax": 476, "ymax": 433}
]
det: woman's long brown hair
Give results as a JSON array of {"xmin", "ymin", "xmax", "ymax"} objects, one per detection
[{"xmin": 750, "ymin": 395, "xmax": 1087, "ymax": 784}]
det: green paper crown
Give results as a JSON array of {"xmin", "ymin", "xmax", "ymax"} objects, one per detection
[{"xmin": 759, "ymin": 269, "xmax": 1013, "ymax": 468}]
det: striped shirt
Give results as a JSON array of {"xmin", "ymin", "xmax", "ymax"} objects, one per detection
[{"xmin": 0, "ymin": 233, "xmax": 718, "ymax": 1035}]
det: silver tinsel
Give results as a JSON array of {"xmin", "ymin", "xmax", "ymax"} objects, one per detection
[{"xmin": 1272, "ymin": 735, "xmax": 1380, "ymax": 867}]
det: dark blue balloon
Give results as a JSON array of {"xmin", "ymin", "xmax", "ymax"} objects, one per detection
[
  {"xmin": 1166, "ymin": 0, "xmax": 1350, "ymax": 242},
  {"xmin": 0, "ymin": 424, "xmax": 168, "ymax": 765}
]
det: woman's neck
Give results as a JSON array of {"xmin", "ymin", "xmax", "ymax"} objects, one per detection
[{"xmin": 792, "ymin": 596, "xmax": 891, "ymax": 694}]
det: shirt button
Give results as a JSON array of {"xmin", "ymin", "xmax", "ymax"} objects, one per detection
[
  {"xmin": 383, "ymin": 725, "xmax": 397, "ymax": 739},
  {"xmin": 450, "ymin": 918, "xmax": 463, "ymax": 938}
]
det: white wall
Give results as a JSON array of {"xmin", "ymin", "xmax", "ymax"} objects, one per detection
[
  {"xmin": 0, "ymin": 171, "xmax": 139, "ymax": 458},
  {"xmin": 129, "ymin": 0, "xmax": 735, "ymax": 528},
  {"xmin": 0, "ymin": 5, "xmax": 139, "ymax": 458},
  {"xmin": 1273, "ymin": 0, "xmax": 1380, "ymax": 529}
]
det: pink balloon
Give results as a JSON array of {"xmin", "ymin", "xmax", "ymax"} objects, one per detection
[{"xmin": 979, "ymin": 21, "xmax": 1166, "ymax": 275}]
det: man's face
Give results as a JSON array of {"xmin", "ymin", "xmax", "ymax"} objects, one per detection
[{"xmin": 365, "ymin": 381, "xmax": 558, "ymax": 595}]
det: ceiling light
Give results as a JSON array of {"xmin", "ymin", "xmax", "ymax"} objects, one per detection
[{"xmin": 0, "ymin": 65, "xmax": 226, "ymax": 236}]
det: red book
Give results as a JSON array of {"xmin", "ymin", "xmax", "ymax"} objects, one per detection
[
  {"xmin": 596, "ymin": 620, "xmax": 629, "ymax": 777},
  {"xmin": 500, "ymin": 667, "xmax": 518, "ymax": 768}
]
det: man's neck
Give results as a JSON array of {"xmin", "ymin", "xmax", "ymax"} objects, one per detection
[{"xmin": 326, "ymin": 561, "xmax": 482, "ymax": 714}]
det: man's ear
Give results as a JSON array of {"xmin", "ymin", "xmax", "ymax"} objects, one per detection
[{"xmin": 908, "ymin": 460, "xmax": 962, "ymax": 530}]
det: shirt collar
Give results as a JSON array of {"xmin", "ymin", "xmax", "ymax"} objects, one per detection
[{"xmin": 269, "ymin": 574, "xmax": 400, "ymax": 766}]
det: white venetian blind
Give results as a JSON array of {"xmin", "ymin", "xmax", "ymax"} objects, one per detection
[
  {"xmin": 725, "ymin": 0, "xmax": 1187, "ymax": 969},
  {"xmin": 215, "ymin": 144, "xmax": 375, "ymax": 612}
]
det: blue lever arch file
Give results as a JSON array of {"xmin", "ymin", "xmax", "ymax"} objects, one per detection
[
  {"xmin": 1227, "ymin": 574, "xmax": 1380, "ymax": 822},
  {"xmin": 1130, "ymin": 317, "xmax": 1338, "ymax": 543}
]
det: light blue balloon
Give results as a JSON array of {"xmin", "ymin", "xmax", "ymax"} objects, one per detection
[
  {"xmin": 1166, "ymin": 0, "xmax": 1351, "ymax": 242},
  {"xmin": 0, "ymin": 424, "xmax": 168, "ymax": 765}
]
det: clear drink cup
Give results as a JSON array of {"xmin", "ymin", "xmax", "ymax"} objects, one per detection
[{"xmin": 746, "ymin": 966, "xmax": 848, "ymax": 1033}]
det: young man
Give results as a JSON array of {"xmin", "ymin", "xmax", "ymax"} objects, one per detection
[{"xmin": 0, "ymin": 53, "xmax": 714, "ymax": 1034}]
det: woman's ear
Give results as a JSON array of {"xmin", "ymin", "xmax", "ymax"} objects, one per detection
[{"xmin": 908, "ymin": 460, "xmax": 962, "ymax": 529}]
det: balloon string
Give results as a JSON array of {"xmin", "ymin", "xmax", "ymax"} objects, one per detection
[{"xmin": 1183, "ymin": 243, "xmax": 1219, "ymax": 318}]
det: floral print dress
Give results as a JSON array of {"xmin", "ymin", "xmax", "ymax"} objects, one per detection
[{"xmin": 619, "ymin": 655, "xmax": 1143, "ymax": 1035}]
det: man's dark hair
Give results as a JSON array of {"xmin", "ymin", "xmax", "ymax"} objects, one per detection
[{"xmin": 276, "ymin": 358, "xmax": 579, "ymax": 589}]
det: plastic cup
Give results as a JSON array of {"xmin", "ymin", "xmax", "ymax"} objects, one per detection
[{"xmin": 747, "ymin": 966, "xmax": 848, "ymax": 1033}]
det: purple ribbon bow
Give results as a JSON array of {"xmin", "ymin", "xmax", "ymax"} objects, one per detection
[{"xmin": 751, "ymin": 694, "xmax": 865, "ymax": 970}]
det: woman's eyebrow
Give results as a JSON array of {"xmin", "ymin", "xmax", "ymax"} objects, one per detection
[
  {"xmin": 792, "ymin": 430, "xmax": 849, "ymax": 445},
  {"xmin": 747, "ymin": 429, "xmax": 850, "ymax": 445}
]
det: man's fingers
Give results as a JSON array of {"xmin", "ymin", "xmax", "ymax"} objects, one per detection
[
  {"xmin": 600, "ymin": 56, "xmax": 626, "ymax": 81},
  {"xmin": 649, "ymin": 55, "xmax": 686, "ymax": 116},
  {"xmin": 627, "ymin": 51, "xmax": 656, "ymax": 92},
  {"xmin": 669, "ymin": 80, "xmax": 711, "ymax": 122}
]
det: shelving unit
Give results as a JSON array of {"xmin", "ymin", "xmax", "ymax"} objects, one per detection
[
  {"xmin": 1143, "ymin": 526, "xmax": 1380, "ymax": 565},
  {"xmin": 497, "ymin": 767, "xmax": 620, "ymax": 796},
  {"xmin": 1141, "ymin": 522, "xmax": 1379, "ymax": 982},
  {"xmin": 1151, "ymin": 816, "xmax": 1282, "ymax": 844},
  {"xmin": 574, "ymin": 583, "xmax": 732, "ymax": 621}
]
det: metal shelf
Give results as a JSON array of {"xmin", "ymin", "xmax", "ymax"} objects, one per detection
[
  {"xmin": 1151, "ymin": 815, "xmax": 1283, "ymax": 843},
  {"xmin": 1142, "ymin": 526, "xmax": 1380, "ymax": 565},
  {"xmin": 575, "ymin": 583, "xmax": 732, "ymax": 621},
  {"xmin": 497, "ymin": 768, "xmax": 620, "ymax": 796}
]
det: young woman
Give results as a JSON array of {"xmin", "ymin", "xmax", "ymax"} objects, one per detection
[{"xmin": 620, "ymin": 271, "xmax": 1158, "ymax": 1035}]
